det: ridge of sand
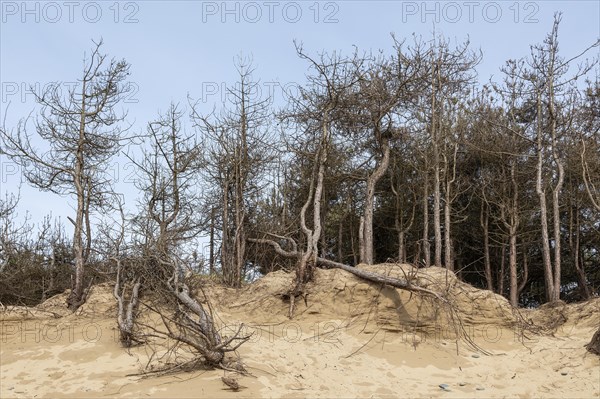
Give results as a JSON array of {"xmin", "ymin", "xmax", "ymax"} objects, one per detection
[{"xmin": 1, "ymin": 264, "xmax": 599, "ymax": 398}]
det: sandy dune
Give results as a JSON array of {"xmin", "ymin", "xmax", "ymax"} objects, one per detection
[{"xmin": 1, "ymin": 264, "xmax": 599, "ymax": 398}]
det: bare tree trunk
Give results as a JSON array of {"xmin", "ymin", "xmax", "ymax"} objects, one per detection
[
  {"xmin": 233, "ymin": 85, "xmax": 249, "ymax": 288},
  {"xmin": 508, "ymin": 226, "xmax": 518, "ymax": 307},
  {"xmin": 113, "ymin": 260, "xmax": 142, "ymax": 347},
  {"xmin": 350, "ymin": 214, "xmax": 358, "ymax": 265},
  {"xmin": 443, "ymin": 143, "xmax": 458, "ymax": 271},
  {"xmin": 508, "ymin": 163, "xmax": 520, "ymax": 307},
  {"xmin": 67, "ymin": 89, "xmax": 88, "ymax": 311},
  {"xmin": 358, "ymin": 216, "xmax": 365, "ymax": 264},
  {"xmin": 432, "ymin": 56, "xmax": 443, "ymax": 269},
  {"xmin": 422, "ymin": 173, "xmax": 430, "ymax": 267},
  {"xmin": 536, "ymin": 92, "xmax": 556, "ymax": 302},
  {"xmin": 361, "ymin": 140, "xmax": 390, "ymax": 265},
  {"xmin": 209, "ymin": 208, "xmax": 215, "ymax": 275},
  {"xmin": 297, "ymin": 110, "xmax": 330, "ymax": 289},
  {"xmin": 221, "ymin": 175, "xmax": 231, "ymax": 283},
  {"xmin": 572, "ymin": 205, "xmax": 591, "ymax": 299},
  {"xmin": 83, "ymin": 177, "xmax": 92, "ymax": 263},
  {"xmin": 433, "ymin": 143, "xmax": 442, "ymax": 267},
  {"xmin": 398, "ymin": 231, "xmax": 405, "ymax": 263},
  {"xmin": 391, "ymin": 162, "xmax": 415, "ymax": 265},
  {"xmin": 498, "ymin": 241, "xmax": 506, "ymax": 296},
  {"xmin": 549, "ymin": 80, "xmax": 564, "ymax": 302},
  {"xmin": 480, "ymin": 200, "xmax": 493, "ymax": 292},
  {"xmin": 443, "ymin": 197, "xmax": 453, "ymax": 271},
  {"xmin": 337, "ymin": 219, "xmax": 344, "ymax": 263},
  {"xmin": 234, "ymin": 154, "xmax": 246, "ymax": 287},
  {"xmin": 518, "ymin": 250, "xmax": 529, "ymax": 298}
]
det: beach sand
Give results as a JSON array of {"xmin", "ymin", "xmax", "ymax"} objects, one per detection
[{"xmin": 2, "ymin": 264, "xmax": 599, "ymax": 398}]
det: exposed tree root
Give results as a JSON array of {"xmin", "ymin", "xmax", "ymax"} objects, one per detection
[
  {"xmin": 586, "ymin": 327, "xmax": 600, "ymax": 356},
  {"xmin": 249, "ymin": 236, "xmax": 490, "ymax": 354},
  {"xmin": 248, "ymin": 238, "xmax": 446, "ymax": 302},
  {"xmin": 135, "ymin": 258, "xmax": 252, "ymax": 373}
]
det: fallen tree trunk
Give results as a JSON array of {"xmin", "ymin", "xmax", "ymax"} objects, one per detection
[
  {"xmin": 248, "ymin": 237, "xmax": 446, "ymax": 302},
  {"xmin": 158, "ymin": 259, "xmax": 250, "ymax": 368}
]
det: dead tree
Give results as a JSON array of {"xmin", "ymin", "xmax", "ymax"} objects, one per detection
[
  {"xmin": 420, "ymin": 36, "xmax": 480, "ymax": 269},
  {"xmin": 97, "ymin": 200, "xmax": 144, "ymax": 347},
  {"xmin": 579, "ymin": 80, "xmax": 600, "ymax": 354},
  {"xmin": 279, "ymin": 42, "xmax": 364, "ymax": 316},
  {"xmin": 163, "ymin": 258, "xmax": 249, "ymax": 367},
  {"xmin": 129, "ymin": 104, "xmax": 249, "ymax": 370},
  {"xmin": 390, "ymin": 155, "xmax": 417, "ymax": 264},
  {"xmin": 527, "ymin": 14, "xmax": 597, "ymax": 301},
  {"xmin": 0, "ymin": 39, "xmax": 132, "ymax": 310},
  {"xmin": 191, "ymin": 57, "xmax": 274, "ymax": 287}
]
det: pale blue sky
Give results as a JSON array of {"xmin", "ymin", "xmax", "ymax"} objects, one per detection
[{"xmin": 1, "ymin": 0, "xmax": 599, "ymax": 249}]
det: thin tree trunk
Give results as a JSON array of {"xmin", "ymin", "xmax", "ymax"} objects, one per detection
[
  {"xmin": 443, "ymin": 144, "xmax": 458, "ymax": 271},
  {"xmin": 422, "ymin": 173, "xmax": 430, "ymax": 267},
  {"xmin": 518, "ymin": 249, "xmax": 529, "ymax": 297},
  {"xmin": 573, "ymin": 205, "xmax": 591, "ymax": 298},
  {"xmin": 209, "ymin": 208, "xmax": 215, "ymax": 275},
  {"xmin": 67, "ymin": 84, "xmax": 87, "ymax": 311},
  {"xmin": 361, "ymin": 140, "xmax": 390, "ymax": 265},
  {"xmin": 433, "ymin": 147, "xmax": 442, "ymax": 267},
  {"xmin": 443, "ymin": 197, "xmax": 453, "ymax": 271},
  {"xmin": 221, "ymin": 175, "xmax": 231, "ymax": 283},
  {"xmin": 549, "ymin": 93, "xmax": 564, "ymax": 301},
  {"xmin": 480, "ymin": 201, "xmax": 493, "ymax": 292},
  {"xmin": 234, "ymin": 155, "xmax": 245, "ymax": 287},
  {"xmin": 297, "ymin": 110, "xmax": 330, "ymax": 287},
  {"xmin": 391, "ymin": 170, "xmax": 415, "ymax": 265},
  {"xmin": 432, "ymin": 55, "xmax": 443, "ymax": 269},
  {"xmin": 350, "ymin": 214, "xmax": 358, "ymax": 265},
  {"xmin": 508, "ymin": 163, "xmax": 520, "ymax": 307},
  {"xmin": 398, "ymin": 231, "xmax": 405, "ymax": 263},
  {"xmin": 337, "ymin": 219, "xmax": 344, "ymax": 263},
  {"xmin": 498, "ymin": 241, "xmax": 506, "ymax": 296},
  {"xmin": 358, "ymin": 216, "xmax": 365, "ymax": 264},
  {"xmin": 509, "ymin": 227, "xmax": 518, "ymax": 306},
  {"xmin": 536, "ymin": 92, "xmax": 555, "ymax": 302},
  {"xmin": 83, "ymin": 177, "xmax": 92, "ymax": 263}
]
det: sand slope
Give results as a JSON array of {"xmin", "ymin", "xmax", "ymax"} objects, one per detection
[{"xmin": 1, "ymin": 264, "xmax": 599, "ymax": 398}]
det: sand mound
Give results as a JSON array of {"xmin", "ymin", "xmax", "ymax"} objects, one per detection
[
  {"xmin": 524, "ymin": 298, "xmax": 600, "ymax": 334},
  {"xmin": 225, "ymin": 263, "xmax": 517, "ymax": 336},
  {"xmin": 35, "ymin": 282, "xmax": 116, "ymax": 319}
]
